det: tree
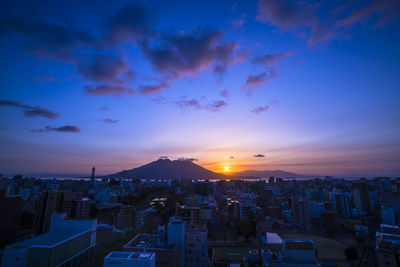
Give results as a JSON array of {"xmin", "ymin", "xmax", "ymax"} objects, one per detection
[
  {"xmin": 344, "ymin": 247, "xmax": 358, "ymax": 263},
  {"xmin": 237, "ymin": 219, "xmax": 256, "ymax": 241}
]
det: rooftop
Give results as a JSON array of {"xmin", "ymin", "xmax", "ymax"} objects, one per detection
[
  {"xmin": 8, "ymin": 228, "xmax": 88, "ymax": 249},
  {"xmin": 106, "ymin": 251, "xmax": 155, "ymax": 260}
]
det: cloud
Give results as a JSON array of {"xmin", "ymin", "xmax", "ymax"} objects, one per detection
[
  {"xmin": 231, "ymin": 14, "xmax": 246, "ymax": 29},
  {"xmin": 256, "ymin": 0, "xmax": 400, "ymax": 46},
  {"xmin": 32, "ymin": 125, "xmax": 80, "ymax": 133},
  {"xmin": 242, "ymin": 71, "xmax": 278, "ymax": 92},
  {"xmin": 83, "ymin": 84, "xmax": 127, "ymax": 96},
  {"xmin": 230, "ymin": 156, "xmax": 235, "ymax": 159},
  {"xmin": 35, "ymin": 76, "xmax": 56, "ymax": 82},
  {"xmin": 140, "ymin": 28, "xmax": 245, "ymax": 81},
  {"xmin": 77, "ymin": 54, "xmax": 128, "ymax": 82},
  {"xmin": 141, "ymin": 82, "xmax": 170, "ymax": 95},
  {"xmin": 0, "ymin": 16, "xmax": 94, "ymax": 62},
  {"xmin": 252, "ymin": 51, "xmax": 291, "ymax": 67},
  {"xmin": 252, "ymin": 105, "xmax": 269, "ymax": 114},
  {"xmin": 0, "ymin": 99, "xmax": 59, "ymax": 119},
  {"xmin": 98, "ymin": 106, "xmax": 110, "ymax": 111},
  {"xmin": 102, "ymin": 118, "xmax": 119, "ymax": 124},
  {"xmin": 177, "ymin": 157, "xmax": 198, "ymax": 162},
  {"xmin": 335, "ymin": 0, "xmax": 400, "ymax": 29},
  {"xmin": 256, "ymin": 0, "xmax": 317, "ymax": 29},
  {"xmin": 254, "ymin": 154, "xmax": 266, "ymax": 158},
  {"xmin": 159, "ymin": 156, "xmax": 169, "ymax": 160},
  {"xmin": 173, "ymin": 98, "xmax": 228, "ymax": 112},
  {"xmin": 105, "ymin": 4, "xmax": 159, "ymax": 45},
  {"xmin": 220, "ymin": 89, "xmax": 229, "ymax": 97},
  {"xmin": 206, "ymin": 100, "xmax": 228, "ymax": 112}
]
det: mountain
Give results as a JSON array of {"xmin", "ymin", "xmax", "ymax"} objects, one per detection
[
  {"xmin": 105, "ymin": 159, "xmax": 224, "ymax": 180},
  {"xmin": 230, "ymin": 169, "xmax": 314, "ymax": 179}
]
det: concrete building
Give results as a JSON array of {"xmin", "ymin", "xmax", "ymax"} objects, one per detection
[
  {"xmin": 168, "ymin": 217, "xmax": 185, "ymax": 267},
  {"xmin": 331, "ymin": 188, "xmax": 352, "ymax": 218},
  {"xmin": 291, "ymin": 197, "xmax": 310, "ymax": 227},
  {"xmin": 381, "ymin": 206, "xmax": 396, "ymax": 225},
  {"xmin": 104, "ymin": 251, "xmax": 156, "ymax": 267},
  {"xmin": 118, "ymin": 205, "xmax": 136, "ymax": 229},
  {"xmin": 123, "ymin": 234, "xmax": 180, "ymax": 267},
  {"xmin": 376, "ymin": 224, "xmax": 400, "ymax": 267},
  {"xmin": 353, "ymin": 182, "xmax": 371, "ymax": 213},
  {"xmin": 185, "ymin": 224, "xmax": 207, "ymax": 267},
  {"xmin": 258, "ymin": 232, "xmax": 283, "ymax": 252},
  {"xmin": 2, "ymin": 214, "xmax": 97, "ymax": 267},
  {"xmin": 261, "ymin": 239, "xmax": 321, "ymax": 266},
  {"xmin": 0, "ymin": 192, "xmax": 23, "ymax": 248}
]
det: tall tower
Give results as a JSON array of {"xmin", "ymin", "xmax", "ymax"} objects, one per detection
[{"xmin": 91, "ymin": 167, "xmax": 95, "ymax": 183}]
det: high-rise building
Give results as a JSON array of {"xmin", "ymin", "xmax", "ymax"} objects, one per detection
[
  {"xmin": 118, "ymin": 205, "xmax": 136, "ymax": 229},
  {"xmin": 353, "ymin": 182, "xmax": 371, "ymax": 213},
  {"xmin": 381, "ymin": 206, "xmax": 396, "ymax": 225},
  {"xmin": 168, "ymin": 217, "xmax": 185, "ymax": 267},
  {"xmin": 0, "ymin": 192, "xmax": 23, "ymax": 248},
  {"xmin": 291, "ymin": 197, "xmax": 310, "ymax": 227},
  {"xmin": 331, "ymin": 188, "xmax": 352, "ymax": 218}
]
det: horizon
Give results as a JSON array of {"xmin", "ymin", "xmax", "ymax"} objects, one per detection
[{"xmin": 1, "ymin": 0, "xmax": 400, "ymax": 177}]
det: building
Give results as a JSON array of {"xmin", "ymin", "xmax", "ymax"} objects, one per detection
[
  {"xmin": 123, "ymin": 233, "xmax": 180, "ymax": 267},
  {"xmin": 353, "ymin": 182, "xmax": 371, "ymax": 213},
  {"xmin": 381, "ymin": 206, "xmax": 396, "ymax": 225},
  {"xmin": 185, "ymin": 224, "xmax": 207, "ymax": 267},
  {"xmin": 104, "ymin": 251, "xmax": 156, "ymax": 267},
  {"xmin": 73, "ymin": 197, "xmax": 91, "ymax": 219},
  {"xmin": 2, "ymin": 214, "xmax": 97, "ymax": 267},
  {"xmin": 258, "ymin": 232, "xmax": 283, "ymax": 252},
  {"xmin": 118, "ymin": 205, "xmax": 136, "ymax": 229},
  {"xmin": 168, "ymin": 217, "xmax": 185, "ymax": 267},
  {"xmin": 331, "ymin": 188, "xmax": 352, "ymax": 218},
  {"xmin": 291, "ymin": 197, "xmax": 310, "ymax": 227},
  {"xmin": 376, "ymin": 224, "xmax": 400, "ymax": 267},
  {"xmin": 0, "ymin": 192, "xmax": 23, "ymax": 248}
]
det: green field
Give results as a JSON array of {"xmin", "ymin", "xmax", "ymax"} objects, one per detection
[{"xmin": 279, "ymin": 233, "xmax": 351, "ymax": 260}]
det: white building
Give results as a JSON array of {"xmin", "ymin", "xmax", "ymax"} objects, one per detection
[{"xmin": 104, "ymin": 251, "xmax": 155, "ymax": 267}]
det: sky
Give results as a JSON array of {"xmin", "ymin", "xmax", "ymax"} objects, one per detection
[{"xmin": 0, "ymin": 0, "xmax": 399, "ymax": 177}]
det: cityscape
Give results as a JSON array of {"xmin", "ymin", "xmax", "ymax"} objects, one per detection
[{"xmin": 1, "ymin": 0, "xmax": 400, "ymax": 267}]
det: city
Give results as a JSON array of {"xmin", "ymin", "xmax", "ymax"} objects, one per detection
[{"xmin": 1, "ymin": 0, "xmax": 400, "ymax": 266}]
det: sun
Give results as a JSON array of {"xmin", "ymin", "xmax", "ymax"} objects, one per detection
[{"xmin": 224, "ymin": 166, "xmax": 229, "ymax": 172}]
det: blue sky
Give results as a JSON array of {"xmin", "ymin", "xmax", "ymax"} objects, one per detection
[{"xmin": 0, "ymin": 0, "xmax": 399, "ymax": 176}]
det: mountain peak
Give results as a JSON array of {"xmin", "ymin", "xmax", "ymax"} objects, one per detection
[{"xmin": 106, "ymin": 158, "xmax": 222, "ymax": 180}]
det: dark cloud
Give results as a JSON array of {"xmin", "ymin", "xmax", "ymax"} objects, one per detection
[
  {"xmin": 84, "ymin": 84, "xmax": 127, "ymax": 96},
  {"xmin": 102, "ymin": 118, "xmax": 119, "ymax": 124},
  {"xmin": 0, "ymin": 99, "xmax": 59, "ymax": 119},
  {"xmin": 140, "ymin": 28, "xmax": 246, "ymax": 86},
  {"xmin": 105, "ymin": 4, "xmax": 159, "ymax": 45},
  {"xmin": 256, "ymin": 0, "xmax": 317, "ymax": 29},
  {"xmin": 34, "ymin": 76, "xmax": 56, "ymax": 82},
  {"xmin": 252, "ymin": 51, "xmax": 291, "ymax": 67},
  {"xmin": 256, "ymin": 0, "xmax": 400, "ymax": 46},
  {"xmin": 251, "ymin": 105, "xmax": 269, "ymax": 114},
  {"xmin": 0, "ymin": 17, "xmax": 94, "ymax": 61},
  {"xmin": 254, "ymin": 154, "xmax": 266, "ymax": 158},
  {"xmin": 77, "ymin": 54, "xmax": 128, "ymax": 82},
  {"xmin": 24, "ymin": 107, "xmax": 59, "ymax": 119},
  {"xmin": 98, "ymin": 106, "xmax": 110, "ymax": 111},
  {"xmin": 230, "ymin": 156, "xmax": 235, "ymax": 159},
  {"xmin": 177, "ymin": 157, "xmax": 198, "ymax": 162},
  {"xmin": 32, "ymin": 125, "xmax": 80, "ymax": 133}
]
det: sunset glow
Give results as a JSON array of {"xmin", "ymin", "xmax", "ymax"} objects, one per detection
[{"xmin": 0, "ymin": 0, "xmax": 399, "ymax": 177}]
